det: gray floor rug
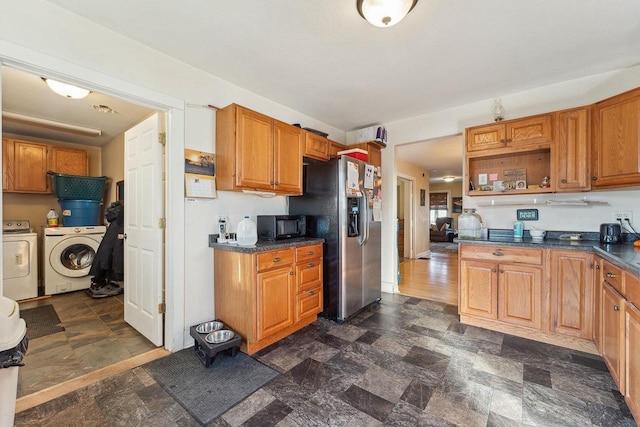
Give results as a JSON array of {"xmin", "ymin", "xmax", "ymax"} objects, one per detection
[
  {"xmin": 144, "ymin": 348, "xmax": 279, "ymax": 425},
  {"xmin": 20, "ymin": 304, "xmax": 65, "ymax": 339}
]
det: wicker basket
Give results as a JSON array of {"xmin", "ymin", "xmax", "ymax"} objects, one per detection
[{"xmin": 48, "ymin": 172, "xmax": 108, "ymax": 201}]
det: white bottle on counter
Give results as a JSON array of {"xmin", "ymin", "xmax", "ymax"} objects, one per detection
[
  {"xmin": 236, "ymin": 216, "xmax": 257, "ymax": 246},
  {"xmin": 47, "ymin": 208, "xmax": 59, "ymax": 227}
]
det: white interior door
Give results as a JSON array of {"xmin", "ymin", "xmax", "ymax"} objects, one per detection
[{"xmin": 124, "ymin": 113, "xmax": 163, "ymax": 346}]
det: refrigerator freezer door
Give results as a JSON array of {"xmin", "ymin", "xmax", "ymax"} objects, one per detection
[{"xmin": 362, "ymin": 220, "xmax": 382, "ymax": 306}]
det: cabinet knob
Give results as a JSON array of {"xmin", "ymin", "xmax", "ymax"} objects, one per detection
[
  {"xmin": 506, "ymin": 138, "xmax": 512, "ymax": 143},
  {"xmin": 492, "ymin": 251, "xmax": 504, "ymax": 257},
  {"xmin": 561, "ymin": 179, "xmax": 567, "ymax": 184},
  {"xmin": 307, "ymin": 290, "xmax": 315, "ymax": 296},
  {"xmin": 307, "ymin": 262, "xmax": 314, "ymax": 268},
  {"xmin": 273, "ymin": 257, "xmax": 281, "ymax": 263},
  {"xmin": 307, "ymin": 251, "xmax": 314, "ymax": 256},
  {"xmin": 500, "ymin": 139, "xmax": 506, "ymax": 143},
  {"xmin": 592, "ymin": 176, "xmax": 598, "ymax": 181},
  {"xmin": 275, "ymin": 181, "xmax": 279, "ymax": 185},
  {"xmin": 289, "ymin": 271, "xmax": 294, "ymax": 276},
  {"xmin": 595, "ymin": 264, "xmax": 600, "ymax": 270},
  {"xmin": 491, "ymin": 268, "xmax": 497, "ymax": 273},
  {"xmin": 499, "ymin": 269, "xmax": 505, "ymax": 273},
  {"xmin": 614, "ymin": 305, "xmax": 620, "ymax": 311},
  {"xmin": 606, "ymin": 272, "xmax": 616, "ymax": 278}
]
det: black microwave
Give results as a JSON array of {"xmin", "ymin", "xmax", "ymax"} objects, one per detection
[{"xmin": 257, "ymin": 215, "xmax": 306, "ymax": 241}]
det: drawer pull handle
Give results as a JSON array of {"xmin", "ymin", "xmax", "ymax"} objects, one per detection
[
  {"xmin": 606, "ymin": 272, "xmax": 616, "ymax": 278},
  {"xmin": 273, "ymin": 257, "xmax": 281, "ymax": 263},
  {"xmin": 308, "ymin": 290, "xmax": 315, "ymax": 296},
  {"xmin": 492, "ymin": 251, "xmax": 504, "ymax": 256},
  {"xmin": 307, "ymin": 263, "xmax": 314, "ymax": 268},
  {"xmin": 307, "ymin": 251, "xmax": 314, "ymax": 256},
  {"xmin": 614, "ymin": 305, "xmax": 620, "ymax": 311}
]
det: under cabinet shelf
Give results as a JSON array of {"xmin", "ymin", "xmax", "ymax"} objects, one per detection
[{"xmin": 476, "ymin": 198, "xmax": 609, "ymax": 208}]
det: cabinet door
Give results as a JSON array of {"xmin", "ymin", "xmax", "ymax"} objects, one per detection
[
  {"xmin": 13, "ymin": 140, "xmax": 49, "ymax": 193},
  {"xmin": 592, "ymin": 88, "xmax": 640, "ymax": 189},
  {"xmin": 550, "ymin": 250, "xmax": 594, "ymax": 339},
  {"xmin": 466, "ymin": 123, "xmax": 506, "ymax": 152},
  {"xmin": 2, "ymin": 139, "xmax": 14, "ymax": 191},
  {"xmin": 626, "ymin": 302, "xmax": 640, "ymax": 420},
  {"xmin": 328, "ymin": 140, "xmax": 347, "ymax": 158},
  {"xmin": 594, "ymin": 259, "xmax": 603, "ymax": 349},
  {"xmin": 235, "ymin": 106, "xmax": 274, "ymax": 190},
  {"xmin": 274, "ymin": 121, "xmax": 303, "ymax": 194},
  {"xmin": 51, "ymin": 146, "xmax": 88, "ymax": 175},
  {"xmin": 506, "ymin": 114, "xmax": 553, "ymax": 149},
  {"xmin": 256, "ymin": 266, "xmax": 295, "ymax": 340},
  {"xmin": 304, "ymin": 132, "xmax": 329, "ymax": 161},
  {"xmin": 602, "ymin": 282, "xmax": 626, "ymax": 391},
  {"xmin": 498, "ymin": 264, "xmax": 542, "ymax": 330},
  {"xmin": 554, "ymin": 107, "xmax": 591, "ymax": 191},
  {"xmin": 460, "ymin": 260, "xmax": 498, "ymax": 319}
]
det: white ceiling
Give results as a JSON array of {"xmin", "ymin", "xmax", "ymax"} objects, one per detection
[{"xmin": 2, "ymin": 67, "xmax": 155, "ymax": 146}]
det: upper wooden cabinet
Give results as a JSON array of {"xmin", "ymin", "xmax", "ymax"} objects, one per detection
[
  {"xmin": 353, "ymin": 141, "xmax": 383, "ymax": 167},
  {"xmin": 328, "ymin": 140, "xmax": 347, "ymax": 158},
  {"xmin": 303, "ymin": 132, "xmax": 329, "ymax": 161},
  {"xmin": 2, "ymin": 138, "xmax": 88, "ymax": 194},
  {"xmin": 592, "ymin": 87, "xmax": 640, "ymax": 189},
  {"xmin": 553, "ymin": 107, "xmax": 591, "ymax": 192},
  {"xmin": 466, "ymin": 113, "xmax": 553, "ymax": 154},
  {"xmin": 216, "ymin": 104, "xmax": 303, "ymax": 195}
]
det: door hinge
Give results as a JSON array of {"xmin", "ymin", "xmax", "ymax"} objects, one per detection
[
  {"xmin": 159, "ymin": 218, "xmax": 166, "ymax": 229},
  {"xmin": 158, "ymin": 132, "xmax": 166, "ymax": 146},
  {"xmin": 158, "ymin": 302, "xmax": 166, "ymax": 314}
]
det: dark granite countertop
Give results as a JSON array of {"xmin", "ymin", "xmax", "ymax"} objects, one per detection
[
  {"xmin": 209, "ymin": 235, "xmax": 324, "ymax": 253},
  {"xmin": 455, "ymin": 229, "xmax": 640, "ymax": 277}
]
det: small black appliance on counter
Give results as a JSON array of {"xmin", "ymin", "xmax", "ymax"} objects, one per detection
[
  {"xmin": 256, "ymin": 215, "xmax": 305, "ymax": 241},
  {"xmin": 600, "ymin": 223, "xmax": 622, "ymax": 244}
]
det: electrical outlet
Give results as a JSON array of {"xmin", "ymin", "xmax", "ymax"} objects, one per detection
[{"xmin": 613, "ymin": 211, "xmax": 633, "ymax": 223}]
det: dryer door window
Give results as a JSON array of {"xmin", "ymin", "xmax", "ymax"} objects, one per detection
[{"xmin": 49, "ymin": 236, "xmax": 100, "ymax": 278}]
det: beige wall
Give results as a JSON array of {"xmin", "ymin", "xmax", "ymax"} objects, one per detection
[
  {"xmin": 395, "ymin": 157, "xmax": 430, "ymax": 257},
  {"xmin": 101, "ymin": 133, "xmax": 124, "ymax": 205},
  {"xmin": 429, "ymin": 181, "xmax": 464, "ymax": 230}
]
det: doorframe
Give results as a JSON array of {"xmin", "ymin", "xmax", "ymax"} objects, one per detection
[
  {"xmin": 0, "ymin": 39, "xmax": 186, "ymax": 351},
  {"xmin": 396, "ymin": 175, "xmax": 415, "ymax": 259}
]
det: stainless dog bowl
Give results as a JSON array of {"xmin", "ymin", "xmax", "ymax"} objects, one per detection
[
  {"xmin": 205, "ymin": 330, "xmax": 235, "ymax": 344},
  {"xmin": 196, "ymin": 321, "xmax": 224, "ymax": 334}
]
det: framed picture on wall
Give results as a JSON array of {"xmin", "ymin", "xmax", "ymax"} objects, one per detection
[
  {"xmin": 420, "ymin": 189, "xmax": 426, "ymax": 206},
  {"xmin": 452, "ymin": 196, "xmax": 462, "ymax": 213}
]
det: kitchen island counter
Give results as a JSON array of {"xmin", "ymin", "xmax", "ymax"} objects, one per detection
[{"xmin": 209, "ymin": 236, "xmax": 324, "ymax": 253}]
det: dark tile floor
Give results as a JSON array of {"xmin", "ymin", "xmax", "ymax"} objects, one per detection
[{"xmin": 15, "ymin": 293, "xmax": 638, "ymax": 426}]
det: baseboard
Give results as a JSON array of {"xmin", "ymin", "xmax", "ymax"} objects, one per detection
[{"xmin": 416, "ymin": 250, "xmax": 431, "ymax": 259}]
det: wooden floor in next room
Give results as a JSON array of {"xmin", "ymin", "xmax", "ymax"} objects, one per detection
[{"xmin": 398, "ymin": 242, "xmax": 458, "ymax": 306}]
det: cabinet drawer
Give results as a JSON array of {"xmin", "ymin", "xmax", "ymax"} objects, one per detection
[
  {"xmin": 296, "ymin": 286, "xmax": 323, "ymax": 321},
  {"xmin": 296, "ymin": 260, "xmax": 322, "ymax": 293},
  {"xmin": 460, "ymin": 245, "xmax": 543, "ymax": 265},
  {"xmin": 296, "ymin": 244, "xmax": 322, "ymax": 262},
  {"xmin": 602, "ymin": 260, "xmax": 624, "ymax": 294},
  {"xmin": 626, "ymin": 272, "xmax": 640, "ymax": 307},
  {"xmin": 257, "ymin": 249, "xmax": 295, "ymax": 272}
]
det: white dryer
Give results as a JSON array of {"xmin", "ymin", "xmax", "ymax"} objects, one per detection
[
  {"xmin": 44, "ymin": 225, "xmax": 106, "ymax": 295},
  {"xmin": 2, "ymin": 220, "xmax": 38, "ymax": 300}
]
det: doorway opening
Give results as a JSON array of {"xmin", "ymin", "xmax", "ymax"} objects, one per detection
[{"xmin": 1, "ymin": 65, "xmax": 168, "ymax": 401}]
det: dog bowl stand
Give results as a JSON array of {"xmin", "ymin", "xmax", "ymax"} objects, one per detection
[{"xmin": 189, "ymin": 324, "xmax": 242, "ymax": 368}]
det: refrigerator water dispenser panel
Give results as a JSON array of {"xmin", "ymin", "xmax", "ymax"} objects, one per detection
[{"xmin": 348, "ymin": 197, "xmax": 360, "ymax": 237}]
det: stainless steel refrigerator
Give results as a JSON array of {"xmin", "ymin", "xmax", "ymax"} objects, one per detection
[{"xmin": 289, "ymin": 156, "xmax": 382, "ymax": 322}]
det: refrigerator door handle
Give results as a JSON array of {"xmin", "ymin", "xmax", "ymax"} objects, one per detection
[{"xmin": 360, "ymin": 189, "xmax": 370, "ymax": 246}]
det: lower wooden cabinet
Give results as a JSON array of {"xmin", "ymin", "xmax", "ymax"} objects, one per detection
[
  {"xmin": 214, "ymin": 243, "xmax": 323, "ymax": 354},
  {"xmin": 601, "ymin": 281, "xmax": 626, "ymax": 392},
  {"xmin": 499, "ymin": 264, "xmax": 542, "ymax": 329},
  {"xmin": 626, "ymin": 301, "xmax": 640, "ymax": 420},
  {"xmin": 459, "ymin": 260, "xmax": 497, "ymax": 320}
]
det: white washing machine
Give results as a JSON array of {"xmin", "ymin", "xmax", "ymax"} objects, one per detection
[
  {"xmin": 2, "ymin": 220, "xmax": 38, "ymax": 300},
  {"xmin": 44, "ymin": 225, "xmax": 106, "ymax": 295}
]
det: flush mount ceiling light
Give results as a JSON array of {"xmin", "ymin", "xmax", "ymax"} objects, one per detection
[
  {"xmin": 42, "ymin": 78, "xmax": 91, "ymax": 99},
  {"xmin": 92, "ymin": 104, "xmax": 116, "ymax": 114},
  {"xmin": 357, "ymin": 0, "xmax": 418, "ymax": 27},
  {"xmin": 442, "ymin": 176, "xmax": 455, "ymax": 182}
]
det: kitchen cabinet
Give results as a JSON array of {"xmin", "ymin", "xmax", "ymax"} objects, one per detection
[
  {"xmin": 553, "ymin": 107, "xmax": 591, "ymax": 192},
  {"xmin": 626, "ymin": 299, "xmax": 640, "ymax": 420},
  {"xmin": 2, "ymin": 138, "xmax": 89, "ymax": 194},
  {"xmin": 352, "ymin": 141, "xmax": 383, "ymax": 167},
  {"xmin": 466, "ymin": 113, "xmax": 553, "ymax": 154},
  {"xmin": 592, "ymin": 87, "xmax": 640, "ymax": 189},
  {"xmin": 328, "ymin": 140, "xmax": 347, "ymax": 158},
  {"xmin": 216, "ymin": 104, "xmax": 303, "ymax": 195},
  {"xmin": 213, "ymin": 243, "xmax": 323, "ymax": 354},
  {"xmin": 303, "ymin": 132, "xmax": 329, "ymax": 161},
  {"xmin": 601, "ymin": 281, "xmax": 626, "ymax": 392},
  {"xmin": 459, "ymin": 245, "xmax": 542, "ymax": 330},
  {"xmin": 550, "ymin": 250, "xmax": 594, "ymax": 339}
]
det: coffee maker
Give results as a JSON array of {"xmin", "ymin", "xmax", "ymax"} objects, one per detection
[{"xmin": 600, "ymin": 223, "xmax": 622, "ymax": 244}]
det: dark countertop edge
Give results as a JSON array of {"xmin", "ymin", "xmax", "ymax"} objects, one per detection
[
  {"xmin": 209, "ymin": 235, "xmax": 325, "ymax": 253},
  {"xmin": 455, "ymin": 237, "xmax": 640, "ymax": 277}
]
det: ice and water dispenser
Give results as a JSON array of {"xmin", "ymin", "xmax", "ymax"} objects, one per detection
[{"xmin": 347, "ymin": 197, "xmax": 360, "ymax": 237}]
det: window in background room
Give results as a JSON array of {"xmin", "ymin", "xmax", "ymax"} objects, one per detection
[{"xmin": 429, "ymin": 192, "xmax": 448, "ymax": 224}]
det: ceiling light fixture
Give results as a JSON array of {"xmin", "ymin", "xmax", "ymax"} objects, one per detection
[
  {"xmin": 357, "ymin": 0, "xmax": 418, "ymax": 27},
  {"xmin": 442, "ymin": 176, "xmax": 455, "ymax": 182},
  {"xmin": 42, "ymin": 78, "xmax": 91, "ymax": 99},
  {"xmin": 2, "ymin": 111, "xmax": 102, "ymax": 137}
]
